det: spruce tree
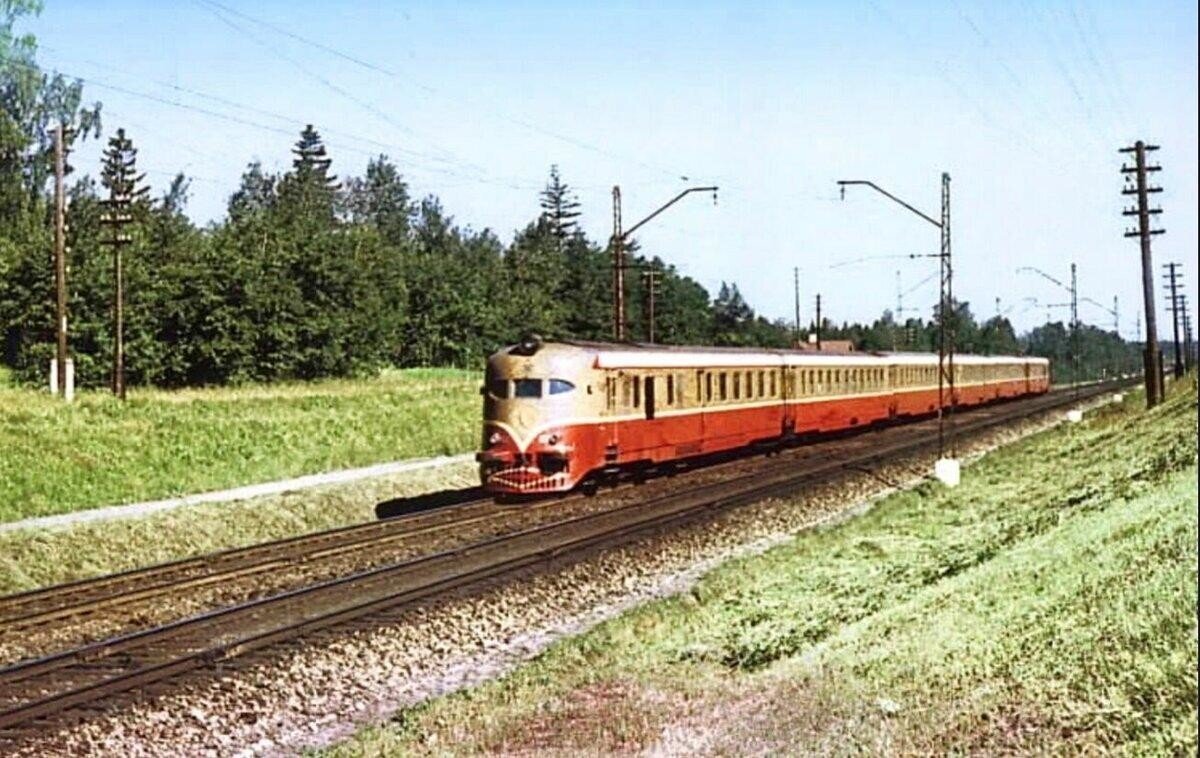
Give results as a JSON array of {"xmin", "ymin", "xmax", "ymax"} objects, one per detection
[
  {"xmin": 538, "ymin": 164, "xmax": 581, "ymax": 247},
  {"xmin": 280, "ymin": 124, "xmax": 338, "ymax": 219}
]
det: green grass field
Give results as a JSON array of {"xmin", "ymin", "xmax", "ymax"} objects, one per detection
[
  {"xmin": 0, "ymin": 368, "xmax": 479, "ymax": 523},
  {"xmin": 332, "ymin": 378, "xmax": 1198, "ymax": 755}
]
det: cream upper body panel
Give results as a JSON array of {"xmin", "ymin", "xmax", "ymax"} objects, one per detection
[{"xmin": 484, "ymin": 343, "xmax": 606, "ymax": 438}]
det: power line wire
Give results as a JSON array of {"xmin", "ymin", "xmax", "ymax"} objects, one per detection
[
  {"xmin": 195, "ymin": 0, "xmax": 699, "ymax": 182},
  {"xmin": 1, "ymin": 53, "xmax": 543, "ymax": 190}
]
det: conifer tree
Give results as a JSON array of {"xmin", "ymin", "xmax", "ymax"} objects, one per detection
[
  {"xmin": 280, "ymin": 124, "xmax": 338, "ymax": 219},
  {"xmin": 538, "ymin": 164, "xmax": 581, "ymax": 248}
]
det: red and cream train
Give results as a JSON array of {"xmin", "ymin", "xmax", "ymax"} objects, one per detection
[{"xmin": 476, "ymin": 337, "xmax": 1050, "ymax": 495}]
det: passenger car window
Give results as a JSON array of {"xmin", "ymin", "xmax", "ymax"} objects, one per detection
[
  {"xmin": 548, "ymin": 379, "xmax": 575, "ymax": 395},
  {"xmin": 514, "ymin": 379, "xmax": 542, "ymax": 398}
]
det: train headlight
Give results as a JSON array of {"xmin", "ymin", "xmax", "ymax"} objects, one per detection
[
  {"xmin": 488, "ymin": 432, "xmax": 503, "ymax": 446},
  {"xmin": 537, "ymin": 432, "xmax": 561, "ymax": 446}
]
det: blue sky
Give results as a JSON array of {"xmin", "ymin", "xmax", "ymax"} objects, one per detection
[{"xmin": 29, "ymin": 1, "xmax": 1199, "ymax": 337}]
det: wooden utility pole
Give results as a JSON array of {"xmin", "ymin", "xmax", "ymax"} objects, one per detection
[
  {"xmin": 1120, "ymin": 140, "xmax": 1165, "ymax": 407},
  {"xmin": 814, "ymin": 293, "xmax": 822, "ymax": 350},
  {"xmin": 53, "ymin": 123, "xmax": 69, "ymax": 398},
  {"xmin": 1182, "ymin": 299, "xmax": 1194, "ymax": 372},
  {"xmin": 793, "ymin": 266, "xmax": 801, "ymax": 344},
  {"xmin": 1163, "ymin": 262, "xmax": 1183, "ymax": 378},
  {"xmin": 100, "ymin": 128, "xmax": 146, "ymax": 400}
]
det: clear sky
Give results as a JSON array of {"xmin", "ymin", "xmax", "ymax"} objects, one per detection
[{"xmin": 28, "ymin": 0, "xmax": 1199, "ymax": 339}]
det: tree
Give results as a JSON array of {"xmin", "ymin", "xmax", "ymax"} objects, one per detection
[
  {"xmin": 538, "ymin": 164, "xmax": 581, "ymax": 248},
  {"xmin": 712, "ymin": 282, "xmax": 756, "ymax": 345},
  {"xmin": 0, "ymin": 0, "xmax": 101, "ymax": 379},
  {"xmin": 278, "ymin": 123, "xmax": 338, "ymax": 221},
  {"xmin": 344, "ymin": 154, "xmax": 411, "ymax": 245}
]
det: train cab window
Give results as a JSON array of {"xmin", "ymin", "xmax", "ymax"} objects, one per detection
[
  {"xmin": 633, "ymin": 376, "xmax": 641, "ymax": 408},
  {"xmin": 548, "ymin": 379, "xmax": 575, "ymax": 395},
  {"xmin": 621, "ymin": 377, "xmax": 632, "ymax": 407},
  {"xmin": 514, "ymin": 379, "xmax": 541, "ymax": 398},
  {"xmin": 705, "ymin": 372, "xmax": 713, "ymax": 403},
  {"xmin": 757, "ymin": 371, "xmax": 765, "ymax": 398},
  {"xmin": 769, "ymin": 371, "xmax": 777, "ymax": 397},
  {"xmin": 488, "ymin": 377, "xmax": 510, "ymax": 399},
  {"xmin": 719, "ymin": 373, "xmax": 728, "ymax": 401},
  {"xmin": 667, "ymin": 375, "xmax": 675, "ymax": 405},
  {"xmin": 606, "ymin": 378, "xmax": 616, "ymax": 410},
  {"xmin": 732, "ymin": 372, "xmax": 741, "ymax": 400},
  {"xmin": 696, "ymin": 371, "xmax": 704, "ymax": 403}
]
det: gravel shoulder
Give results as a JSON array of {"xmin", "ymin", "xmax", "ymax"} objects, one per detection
[{"xmin": 5, "ymin": 390, "xmax": 1140, "ymax": 756}]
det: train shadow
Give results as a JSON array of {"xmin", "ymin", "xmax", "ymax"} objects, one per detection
[{"xmin": 375, "ymin": 486, "xmax": 486, "ymax": 520}]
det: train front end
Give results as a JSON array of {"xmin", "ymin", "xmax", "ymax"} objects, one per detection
[{"xmin": 476, "ymin": 338, "xmax": 600, "ymax": 496}]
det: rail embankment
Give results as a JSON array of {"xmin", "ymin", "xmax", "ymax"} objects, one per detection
[
  {"xmin": 0, "ymin": 368, "xmax": 477, "ymax": 523},
  {"xmin": 331, "ymin": 377, "xmax": 1197, "ymax": 755}
]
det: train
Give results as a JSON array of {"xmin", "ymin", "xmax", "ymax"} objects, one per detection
[{"xmin": 475, "ymin": 336, "xmax": 1050, "ymax": 495}]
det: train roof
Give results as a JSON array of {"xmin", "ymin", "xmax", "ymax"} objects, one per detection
[{"xmin": 512, "ymin": 340, "xmax": 1048, "ymax": 370}]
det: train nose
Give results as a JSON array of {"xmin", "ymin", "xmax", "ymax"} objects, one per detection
[{"xmin": 476, "ymin": 425, "xmax": 574, "ymax": 493}]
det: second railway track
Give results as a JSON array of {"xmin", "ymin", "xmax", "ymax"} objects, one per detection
[{"xmin": 0, "ymin": 382, "xmax": 1128, "ymax": 740}]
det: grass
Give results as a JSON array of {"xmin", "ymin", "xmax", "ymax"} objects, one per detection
[
  {"xmin": 0, "ymin": 459, "xmax": 478, "ymax": 595},
  {"xmin": 0, "ymin": 368, "xmax": 479, "ymax": 523},
  {"xmin": 329, "ymin": 376, "xmax": 1198, "ymax": 755}
]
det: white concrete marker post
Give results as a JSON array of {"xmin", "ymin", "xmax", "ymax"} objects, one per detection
[
  {"xmin": 935, "ymin": 457, "xmax": 961, "ymax": 487},
  {"xmin": 1113, "ymin": 393, "xmax": 1124, "ymax": 403},
  {"xmin": 48, "ymin": 358, "xmax": 75, "ymax": 402},
  {"xmin": 1066, "ymin": 409, "xmax": 1083, "ymax": 423}
]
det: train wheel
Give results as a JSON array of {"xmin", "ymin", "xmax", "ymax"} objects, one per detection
[{"xmin": 579, "ymin": 478, "xmax": 600, "ymax": 497}]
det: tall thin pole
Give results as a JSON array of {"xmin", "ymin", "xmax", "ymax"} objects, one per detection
[
  {"xmin": 53, "ymin": 123, "xmax": 68, "ymax": 398},
  {"xmin": 837, "ymin": 173, "xmax": 953, "ymax": 457},
  {"xmin": 610, "ymin": 184, "xmax": 717, "ymax": 342},
  {"xmin": 611, "ymin": 186, "xmax": 624, "ymax": 341},
  {"xmin": 1120, "ymin": 140, "xmax": 1164, "ymax": 407},
  {"xmin": 1163, "ymin": 262, "xmax": 1183, "ymax": 378},
  {"xmin": 642, "ymin": 267, "xmax": 660, "ymax": 344},
  {"xmin": 815, "ymin": 293, "xmax": 822, "ymax": 350},
  {"xmin": 938, "ymin": 172, "xmax": 954, "ymax": 458},
  {"xmin": 1070, "ymin": 262, "xmax": 1079, "ymax": 402},
  {"xmin": 1182, "ymin": 300, "xmax": 1193, "ymax": 372},
  {"xmin": 793, "ymin": 266, "xmax": 801, "ymax": 345}
]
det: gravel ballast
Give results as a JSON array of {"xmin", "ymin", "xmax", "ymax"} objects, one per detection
[{"xmin": 8, "ymin": 398, "xmax": 1116, "ymax": 756}]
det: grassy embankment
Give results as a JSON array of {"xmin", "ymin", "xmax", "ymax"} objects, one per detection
[
  {"xmin": 334, "ymin": 378, "xmax": 1198, "ymax": 755},
  {"xmin": 0, "ymin": 368, "xmax": 478, "ymax": 523}
]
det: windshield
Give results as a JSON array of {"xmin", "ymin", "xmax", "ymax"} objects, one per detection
[
  {"xmin": 491, "ymin": 377, "xmax": 576, "ymax": 399},
  {"xmin": 513, "ymin": 379, "xmax": 542, "ymax": 398}
]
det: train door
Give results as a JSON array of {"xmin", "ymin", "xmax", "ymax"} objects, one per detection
[
  {"xmin": 781, "ymin": 362, "xmax": 795, "ymax": 437},
  {"xmin": 644, "ymin": 376, "xmax": 656, "ymax": 420},
  {"xmin": 1024, "ymin": 361, "xmax": 1031, "ymax": 394}
]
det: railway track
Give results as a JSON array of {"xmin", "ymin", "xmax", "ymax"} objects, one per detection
[{"xmin": 0, "ymin": 382, "xmax": 1128, "ymax": 740}]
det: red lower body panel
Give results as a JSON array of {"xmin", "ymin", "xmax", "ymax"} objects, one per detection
[{"xmin": 480, "ymin": 379, "xmax": 1046, "ymax": 494}]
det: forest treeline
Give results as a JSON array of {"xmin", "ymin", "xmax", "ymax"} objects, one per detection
[{"xmin": 0, "ymin": 3, "xmax": 1140, "ymax": 388}]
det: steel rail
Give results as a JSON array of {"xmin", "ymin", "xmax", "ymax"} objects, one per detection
[
  {"xmin": 0, "ymin": 381, "xmax": 1128, "ymax": 736},
  {"xmin": 0, "ymin": 489, "xmax": 498, "ymax": 628}
]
